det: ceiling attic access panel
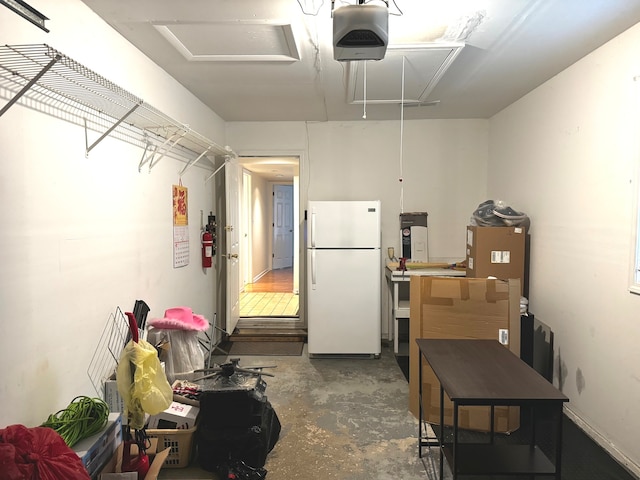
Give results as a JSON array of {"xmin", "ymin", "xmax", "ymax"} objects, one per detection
[
  {"xmin": 346, "ymin": 44, "xmax": 464, "ymax": 105},
  {"xmin": 152, "ymin": 21, "xmax": 301, "ymax": 62}
]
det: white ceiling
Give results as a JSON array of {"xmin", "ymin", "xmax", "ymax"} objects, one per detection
[
  {"xmin": 78, "ymin": 0, "xmax": 640, "ymax": 178},
  {"xmin": 238, "ymin": 156, "xmax": 300, "ymax": 182}
]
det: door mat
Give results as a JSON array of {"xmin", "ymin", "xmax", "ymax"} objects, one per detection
[{"xmin": 225, "ymin": 341, "xmax": 304, "ymax": 356}]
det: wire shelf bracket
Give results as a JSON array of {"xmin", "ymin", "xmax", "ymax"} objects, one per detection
[
  {"xmin": 179, "ymin": 145, "xmax": 212, "ymax": 178},
  {"xmin": 84, "ymin": 100, "xmax": 142, "ymax": 157},
  {"xmin": 0, "ymin": 43, "xmax": 236, "ymax": 170},
  {"xmin": 138, "ymin": 128, "xmax": 189, "ymax": 173},
  {"xmin": 0, "ymin": 52, "xmax": 60, "ymax": 116},
  {"xmin": 205, "ymin": 157, "xmax": 232, "ymax": 183}
]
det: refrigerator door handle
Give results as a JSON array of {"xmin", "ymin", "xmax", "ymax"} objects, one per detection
[
  {"xmin": 311, "ymin": 249, "xmax": 317, "ymax": 288},
  {"xmin": 310, "ymin": 210, "xmax": 316, "ymax": 248}
]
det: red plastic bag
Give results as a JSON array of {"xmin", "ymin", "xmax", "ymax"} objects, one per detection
[{"xmin": 0, "ymin": 424, "xmax": 90, "ymax": 480}]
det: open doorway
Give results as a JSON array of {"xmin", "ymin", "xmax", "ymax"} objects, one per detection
[{"xmin": 236, "ymin": 156, "xmax": 300, "ymax": 326}]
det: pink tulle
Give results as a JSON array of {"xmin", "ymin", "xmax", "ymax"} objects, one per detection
[{"xmin": 148, "ymin": 306, "xmax": 209, "ymax": 331}]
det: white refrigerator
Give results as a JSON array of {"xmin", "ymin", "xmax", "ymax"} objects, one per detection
[{"xmin": 306, "ymin": 200, "xmax": 381, "ymax": 356}]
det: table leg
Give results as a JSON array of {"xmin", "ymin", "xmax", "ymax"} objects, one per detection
[
  {"xmin": 555, "ymin": 403, "xmax": 563, "ymax": 480},
  {"xmin": 490, "ymin": 405, "xmax": 495, "ymax": 444},
  {"xmin": 452, "ymin": 400, "xmax": 458, "ymax": 480},
  {"xmin": 418, "ymin": 357, "xmax": 423, "ymax": 459},
  {"xmin": 530, "ymin": 405, "xmax": 536, "ymax": 450},
  {"xmin": 440, "ymin": 384, "xmax": 444, "ymax": 480}
]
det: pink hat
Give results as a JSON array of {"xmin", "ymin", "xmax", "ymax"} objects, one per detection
[{"xmin": 148, "ymin": 306, "xmax": 209, "ymax": 331}]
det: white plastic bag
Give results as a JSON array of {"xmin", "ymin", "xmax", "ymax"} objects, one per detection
[{"xmin": 147, "ymin": 328, "xmax": 205, "ymax": 382}]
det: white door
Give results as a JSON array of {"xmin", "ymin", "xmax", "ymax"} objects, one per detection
[
  {"xmin": 273, "ymin": 184, "xmax": 294, "ymax": 270},
  {"xmin": 225, "ymin": 157, "xmax": 241, "ymax": 335}
]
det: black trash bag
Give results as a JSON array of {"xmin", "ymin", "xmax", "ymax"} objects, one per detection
[
  {"xmin": 195, "ymin": 401, "xmax": 281, "ymax": 470},
  {"xmin": 472, "ymin": 199, "xmax": 504, "ymax": 226},
  {"xmin": 218, "ymin": 459, "xmax": 268, "ymax": 480}
]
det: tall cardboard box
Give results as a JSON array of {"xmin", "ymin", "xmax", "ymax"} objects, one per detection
[
  {"xmin": 408, "ymin": 276, "xmax": 521, "ymax": 433},
  {"xmin": 465, "ymin": 226, "xmax": 527, "ymax": 295}
]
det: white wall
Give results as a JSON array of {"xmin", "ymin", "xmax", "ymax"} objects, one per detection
[
  {"xmin": 229, "ymin": 120, "xmax": 488, "ymax": 261},
  {"xmin": 249, "ymin": 173, "xmax": 271, "ymax": 280},
  {"xmin": 489, "ymin": 22, "xmax": 640, "ymax": 475},
  {"xmin": 0, "ymin": 0, "xmax": 226, "ymax": 427},
  {"xmin": 6, "ymin": 2, "xmax": 637, "ymax": 472},
  {"xmin": 227, "ymin": 120, "xmax": 490, "ymax": 337},
  {"xmin": 305, "ymin": 120, "xmax": 489, "ymax": 262}
]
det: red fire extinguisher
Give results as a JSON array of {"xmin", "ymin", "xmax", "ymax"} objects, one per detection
[{"xmin": 202, "ymin": 230, "xmax": 213, "ymax": 268}]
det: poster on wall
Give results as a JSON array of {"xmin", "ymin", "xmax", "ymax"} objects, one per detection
[{"xmin": 172, "ymin": 184, "xmax": 189, "ymax": 268}]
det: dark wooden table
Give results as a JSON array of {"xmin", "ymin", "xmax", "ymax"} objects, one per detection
[{"xmin": 416, "ymin": 338, "xmax": 569, "ymax": 479}]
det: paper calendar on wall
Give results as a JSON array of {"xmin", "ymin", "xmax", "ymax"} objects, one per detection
[{"xmin": 173, "ymin": 184, "xmax": 189, "ymax": 268}]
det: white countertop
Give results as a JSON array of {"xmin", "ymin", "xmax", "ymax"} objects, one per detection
[{"xmin": 385, "ymin": 266, "xmax": 466, "ymax": 280}]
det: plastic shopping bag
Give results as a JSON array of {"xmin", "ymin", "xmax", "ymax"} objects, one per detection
[
  {"xmin": 0, "ymin": 425, "xmax": 90, "ymax": 480},
  {"xmin": 116, "ymin": 337, "xmax": 173, "ymax": 429}
]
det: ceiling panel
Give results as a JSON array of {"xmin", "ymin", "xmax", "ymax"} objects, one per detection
[
  {"xmin": 153, "ymin": 21, "xmax": 301, "ymax": 62},
  {"xmin": 78, "ymin": 0, "xmax": 640, "ymax": 121},
  {"xmin": 347, "ymin": 44, "xmax": 464, "ymax": 105}
]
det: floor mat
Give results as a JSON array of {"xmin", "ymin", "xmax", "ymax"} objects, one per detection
[{"xmin": 224, "ymin": 341, "xmax": 304, "ymax": 356}]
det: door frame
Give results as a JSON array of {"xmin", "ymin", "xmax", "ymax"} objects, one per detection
[
  {"xmin": 224, "ymin": 156, "xmax": 241, "ymax": 335},
  {"xmin": 234, "ymin": 149, "xmax": 307, "ymax": 329},
  {"xmin": 241, "ymin": 169, "xmax": 252, "ymax": 291}
]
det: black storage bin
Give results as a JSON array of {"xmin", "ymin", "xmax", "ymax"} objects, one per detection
[{"xmin": 195, "ymin": 371, "xmax": 281, "ymax": 472}]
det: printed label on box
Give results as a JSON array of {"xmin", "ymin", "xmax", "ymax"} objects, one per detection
[{"xmin": 490, "ymin": 250, "xmax": 511, "ymax": 264}]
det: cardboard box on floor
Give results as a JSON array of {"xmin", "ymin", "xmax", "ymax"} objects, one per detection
[
  {"xmin": 408, "ymin": 276, "xmax": 521, "ymax": 433},
  {"xmin": 98, "ymin": 438, "xmax": 170, "ymax": 480}
]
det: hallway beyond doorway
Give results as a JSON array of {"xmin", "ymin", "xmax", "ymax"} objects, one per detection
[
  {"xmin": 241, "ymin": 268, "xmax": 299, "ymax": 317},
  {"xmin": 240, "ymin": 292, "xmax": 299, "ymax": 317}
]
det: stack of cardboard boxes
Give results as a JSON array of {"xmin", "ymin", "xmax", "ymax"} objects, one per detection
[
  {"xmin": 408, "ymin": 276, "xmax": 522, "ymax": 433},
  {"xmin": 407, "ymin": 224, "xmax": 530, "ymax": 433}
]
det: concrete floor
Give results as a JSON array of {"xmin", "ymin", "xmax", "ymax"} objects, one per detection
[{"xmin": 158, "ymin": 344, "xmax": 446, "ymax": 480}]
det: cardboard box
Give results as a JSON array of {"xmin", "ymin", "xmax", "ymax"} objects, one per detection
[
  {"xmin": 73, "ymin": 413, "xmax": 123, "ymax": 478},
  {"xmin": 104, "ymin": 378, "xmax": 125, "ymax": 414},
  {"xmin": 408, "ymin": 276, "xmax": 521, "ymax": 433},
  {"xmin": 465, "ymin": 226, "xmax": 527, "ymax": 294},
  {"xmin": 147, "ymin": 401, "xmax": 199, "ymax": 430},
  {"xmin": 98, "ymin": 439, "xmax": 171, "ymax": 480}
]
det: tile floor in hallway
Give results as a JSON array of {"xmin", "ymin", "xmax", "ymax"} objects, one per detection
[{"xmin": 239, "ymin": 291, "xmax": 299, "ymax": 317}]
